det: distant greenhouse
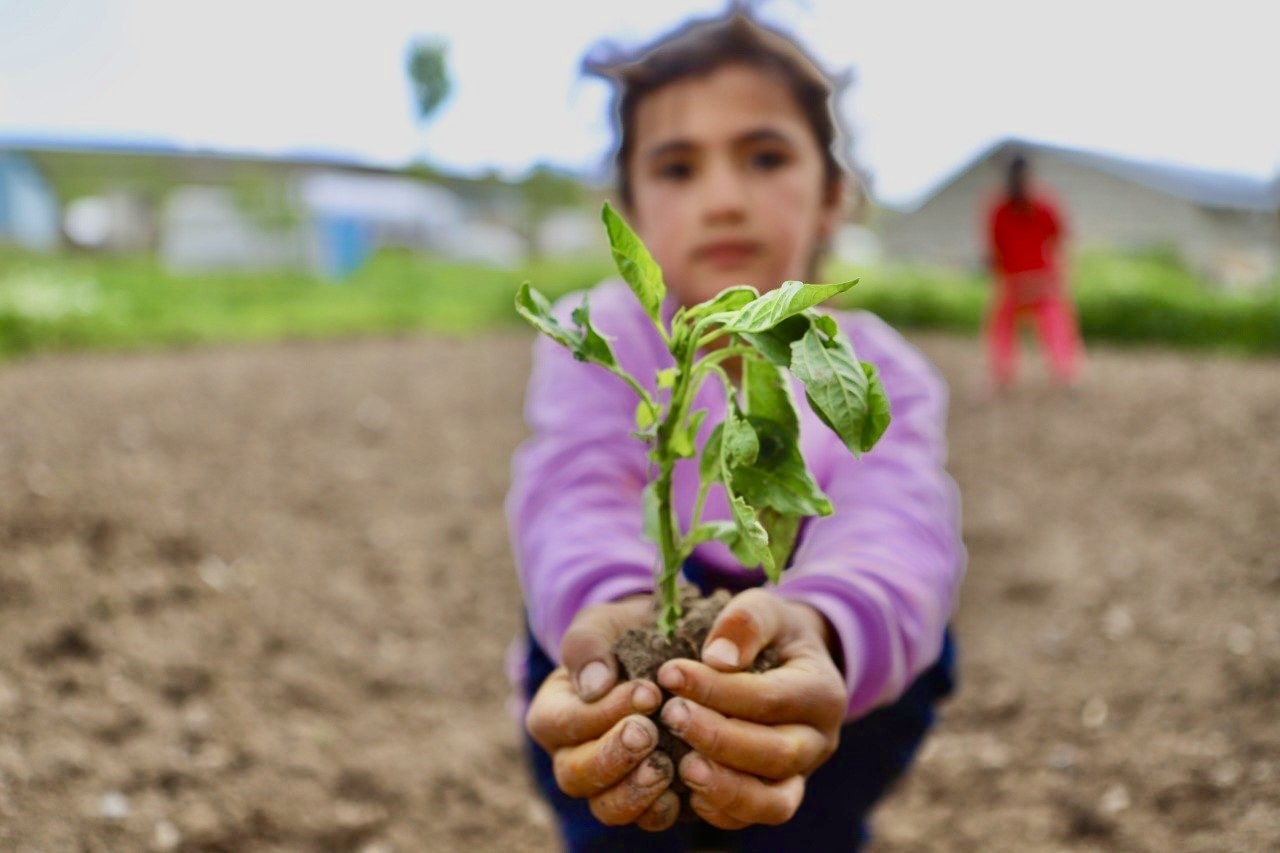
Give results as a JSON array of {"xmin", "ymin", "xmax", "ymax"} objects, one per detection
[{"xmin": 161, "ymin": 172, "xmax": 479, "ymax": 277}]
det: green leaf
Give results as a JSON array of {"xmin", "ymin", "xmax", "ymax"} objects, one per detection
[
  {"xmin": 641, "ymin": 482, "xmax": 660, "ymax": 544},
  {"xmin": 722, "ymin": 406, "xmax": 759, "ymax": 468},
  {"xmin": 689, "ymin": 407, "xmax": 708, "ymax": 438},
  {"xmin": 669, "ymin": 317, "xmax": 694, "ymax": 362},
  {"xmin": 731, "ymin": 417, "xmax": 832, "ymax": 517},
  {"xmin": 758, "ymin": 508, "xmax": 800, "ymax": 584},
  {"xmin": 814, "ymin": 313, "xmax": 840, "ymax": 340},
  {"xmin": 516, "ymin": 284, "xmax": 621, "ymax": 370},
  {"xmin": 601, "ymin": 203, "xmax": 665, "ymax": 326},
  {"xmin": 860, "ymin": 361, "xmax": 892, "ymax": 451},
  {"xmin": 670, "ymin": 408, "xmax": 707, "ymax": 459},
  {"xmin": 699, "ymin": 424, "xmax": 723, "ymax": 483},
  {"xmin": 684, "ymin": 285, "xmax": 759, "ymax": 321},
  {"xmin": 789, "ymin": 325, "xmax": 875, "ymax": 456},
  {"xmin": 726, "ymin": 494, "xmax": 773, "ymax": 573},
  {"xmin": 634, "ymin": 400, "xmax": 655, "ymax": 431},
  {"xmin": 743, "ymin": 357, "xmax": 798, "ymax": 433},
  {"xmin": 570, "ymin": 298, "xmax": 617, "ymax": 368},
  {"xmin": 715, "ymin": 409, "xmax": 775, "ymax": 574},
  {"xmin": 722, "ymin": 280, "xmax": 857, "ymax": 334},
  {"xmin": 738, "ymin": 360, "xmax": 829, "ymax": 517},
  {"xmin": 740, "ymin": 314, "xmax": 812, "ymax": 368},
  {"xmin": 722, "ymin": 357, "xmax": 830, "ymax": 578},
  {"xmin": 685, "ymin": 521, "xmax": 739, "ymax": 550},
  {"xmin": 515, "ymin": 282, "xmax": 582, "ymax": 351},
  {"xmin": 656, "ymin": 368, "xmax": 677, "ymax": 389}
]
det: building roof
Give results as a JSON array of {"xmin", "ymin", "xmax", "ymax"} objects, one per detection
[
  {"xmin": 0, "ymin": 134, "xmax": 404, "ymax": 175},
  {"xmin": 909, "ymin": 137, "xmax": 1279, "ymax": 213}
]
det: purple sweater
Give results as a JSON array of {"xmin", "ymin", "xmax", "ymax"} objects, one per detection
[{"xmin": 506, "ymin": 280, "xmax": 965, "ymax": 720}]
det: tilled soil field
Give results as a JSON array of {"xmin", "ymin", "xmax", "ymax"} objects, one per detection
[{"xmin": 0, "ymin": 332, "xmax": 1277, "ymax": 852}]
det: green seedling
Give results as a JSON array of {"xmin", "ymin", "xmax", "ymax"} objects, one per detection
[{"xmin": 516, "ymin": 203, "xmax": 891, "ymax": 638}]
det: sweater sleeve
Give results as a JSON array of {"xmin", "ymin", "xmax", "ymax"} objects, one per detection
[
  {"xmin": 506, "ymin": 295, "xmax": 658, "ymax": 663},
  {"xmin": 771, "ymin": 314, "xmax": 965, "ymax": 720}
]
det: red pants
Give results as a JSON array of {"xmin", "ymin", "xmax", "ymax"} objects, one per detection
[{"xmin": 987, "ymin": 271, "xmax": 1082, "ymax": 387}]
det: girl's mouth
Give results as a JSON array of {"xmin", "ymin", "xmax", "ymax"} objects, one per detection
[{"xmin": 694, "ymin": 240, "xmax": 762, "ymax": 269}]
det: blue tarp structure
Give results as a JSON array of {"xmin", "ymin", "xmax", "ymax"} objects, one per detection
[
  {"xmin": 318, "ymin": 216, "xmax": 374, "ymax": 278},
  {"xmin": 0, "ymin": 153, "xmax": 60, "ymax": 251}
]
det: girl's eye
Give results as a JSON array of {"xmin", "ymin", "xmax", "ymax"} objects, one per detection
[
  {"xmin": 750, "ymin": 150, "xmax": 789, "ymax": 171},
  {"xmin": 657, "ymin": 161, "xmax": 693, "ymax": 182}
]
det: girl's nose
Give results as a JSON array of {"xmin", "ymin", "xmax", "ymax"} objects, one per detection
[{"xmin": 700, "ymin": 160, "xmax": 748, "ymax": 224}]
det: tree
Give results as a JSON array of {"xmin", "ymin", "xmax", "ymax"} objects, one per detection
[{"xmin": 406, "ymin": 38, "xmax": 451, "ymax": 125}]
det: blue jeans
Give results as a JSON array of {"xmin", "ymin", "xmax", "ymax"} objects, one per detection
[{"xmin": 522, "ymin": 560, "xmax": 956, "ymax": 852}]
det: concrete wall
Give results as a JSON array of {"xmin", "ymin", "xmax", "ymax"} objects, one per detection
[{"xmin": 1195, "ymin": 207, "xmax": 1280, "ymax": 288}]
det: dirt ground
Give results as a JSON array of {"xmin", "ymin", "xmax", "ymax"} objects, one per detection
[{"xmin": 1, "ymin": 331, "xmax": 1276, "ymax": 852}]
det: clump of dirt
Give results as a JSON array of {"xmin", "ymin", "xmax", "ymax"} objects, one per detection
[{"xmin": 613, "ymin": 586, "xmax": 780, "ymax": 798}]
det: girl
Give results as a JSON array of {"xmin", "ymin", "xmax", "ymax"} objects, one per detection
[{"xmin": 508, "ymin": 12, "xmax": 964, "ymax": 851}]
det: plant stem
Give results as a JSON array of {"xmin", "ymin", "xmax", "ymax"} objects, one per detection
[
  {"xmin": 649, "ymin": 315, "xmax": 746, "ymax": 638},
  {"xmin": 688, "ymin": 477, "xmax": 712, "ymax": 538},
  {"xmin": 654, "ymin": 457, "xmax": 682, "ymax": 638},
  {"xmin": 651, "ymin": 322, "xmax": 704, "ymax": 639},
  {"xmin": 694, "ymin": 345, "xmax": 755, "ymax": 372},
  {"xmin": 607, "ymin": 366, "xmax": 656, "ymax": 413}
]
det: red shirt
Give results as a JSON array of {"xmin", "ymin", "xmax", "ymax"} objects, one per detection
[{"xmin": 986, "ymin": 194, "xmax": 1064, "ymax": 276}]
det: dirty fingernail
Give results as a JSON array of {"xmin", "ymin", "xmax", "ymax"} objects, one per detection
[
  {"xmin": 632, "ymin": 682, "xmax": 660, "ymax": 711},
  {"xmin": 657, "ymin": 665, "xmax": 684, "ymax": 691},
  {"xmin": 578, "ymin": 661, "xmax": 610, "ymax": 698},
  {"xmin": 636, "ymin": 757, "xmax": 663, "ymax": 786},
  {"xmin": 622, "ymin": 719, "xmax": 653, "ymax": 752},
  {"xmin": 683, "ymin": 754, "xmax": 712, "ymax": 786},
  {"xmin": 662, "ymin": 699, "xmax": 690, "ymax": 733},
  {"xmin": 703, "ymin": 638, "xmax": 739, "ymax": 669}
]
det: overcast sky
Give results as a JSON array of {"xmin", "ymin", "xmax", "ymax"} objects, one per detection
[{"xmin": 1, "ymin": 0, "xmax": 1276, "ymax": 207}]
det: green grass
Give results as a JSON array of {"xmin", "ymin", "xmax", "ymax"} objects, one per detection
[
  {"xmin": 832, "ymin": 251, "xmax": 1280, "ymax": 356},
  {"xmin": 1, "ymin": 246, "xmax": 1276, "ymax": 360},
  {"xmin": 0, "ymin": 248, "xmax": 611, "ymax": 359}
]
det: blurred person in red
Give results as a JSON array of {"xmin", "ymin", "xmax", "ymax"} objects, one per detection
[{"xmin": 984, "ymin": 154, "xmax": 1082, "ymax": 391}]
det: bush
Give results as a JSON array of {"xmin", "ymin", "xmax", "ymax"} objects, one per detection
[{"xmin": 830, "ymin": 251, "xmax": 1280, "ymax": 355}]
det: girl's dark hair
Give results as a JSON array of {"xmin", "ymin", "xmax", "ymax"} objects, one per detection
[{"xmin": 582, "ymin": 10, "xmax": 856, "ymax": 211}]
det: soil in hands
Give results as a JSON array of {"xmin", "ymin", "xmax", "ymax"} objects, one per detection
[{"xmin": 612, "ymin": 587, "xmax": 780, "ymax": 799}]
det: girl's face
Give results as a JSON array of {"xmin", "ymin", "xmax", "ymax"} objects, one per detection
[{"xmin": 626, "ymin": 63, "xmax": 842, "ymax": 308}]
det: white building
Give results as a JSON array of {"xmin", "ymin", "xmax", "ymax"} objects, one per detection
[
  {"xmin": 880, "ymin": 139, "xmax": 1280, "ymax": 288},
  {"xmin": 3, "ymin": 140, "xmax": 527, "ymax": 277}
]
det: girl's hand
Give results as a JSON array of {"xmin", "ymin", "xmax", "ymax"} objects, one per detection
[
  {"xmin": 524, "ymin": 596, "xmax": 681, "ymax": 831},
  {"xmin": 656, "ymin": 589, "xmax": 847, "ymax": 829}
]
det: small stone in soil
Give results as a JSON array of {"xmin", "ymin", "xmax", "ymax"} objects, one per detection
[
  {"xmin": 99, "ymin": 791, "xmax": 129, "ymax": 820},
  {"xmin": 1080, "ymin": 696, "xmax": 1108, "ymax": 729},
  {"xmin": 153, "ymin": 819, "xmax": 182, "ymax": 851},
  {"xmin": 1099, "ymin": 783, "xmax": 1131, "ymax": 815}
]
